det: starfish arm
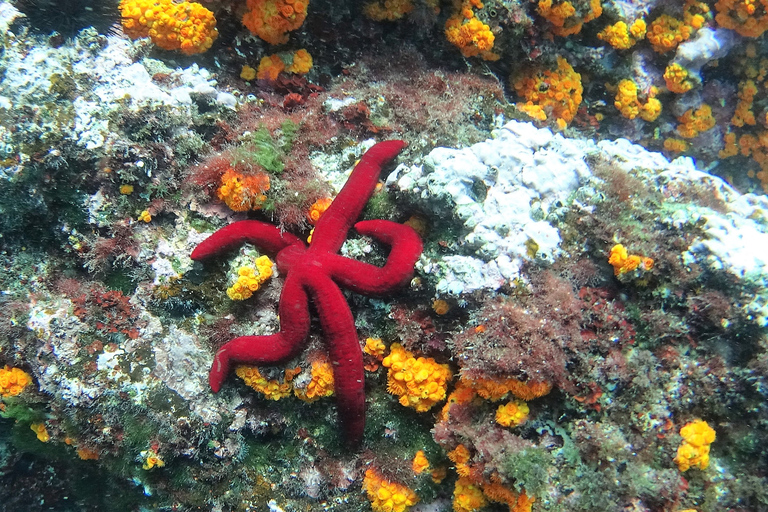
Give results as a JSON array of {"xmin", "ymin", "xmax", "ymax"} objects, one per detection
[
  {"xmin": 310, "ymin": 140, "xmax": 406, "ymax": 254},
  {"xmin": 191, "ymin": 220, "xmax": 303, "ymax": 261},
  {"xmin": 327, "ymin": 220, "xmax": 423, "ymax": 296},
  {"xmin": 304, "ymin": 272, "xmax": 366, "ymax": 446},
  {"xmin": 209, "ymin": 273, "xmax": 311, "ymax": 392}
]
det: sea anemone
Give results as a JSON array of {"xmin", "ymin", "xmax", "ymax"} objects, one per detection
[{"xmin": 14, "ymin": 0, "xmax": 120, "ymax": 38}]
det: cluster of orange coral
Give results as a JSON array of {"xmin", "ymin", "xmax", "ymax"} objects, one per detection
[
  {"xmin": 453, "ymin": 477, "xmax": 487, "ymax": 512},
  {"xmin": 674, "ymin": 419, "xmax": 716, "ymax": 471},
  {"xmin": 676, "ymin": 104, "xmax": 716, "ymax": 138},
  {"xmin": 646, "ymin": 14, "xmax": 693, "ymax": 53},
  {"xmin": 363, "ymin": 468, "xmax": 419, "ymax": 512},
  {"xmin": 382, "ymin": 343, "xmax": 452, "ymax": 412},
  {"xmin": 537, "ymin": 0, "xmax": 602, "ymax": 36},
  {"xmin": 466, "ymin": 376, "xmax": 553, "ymax": 402},
  {"xmin": 242, "ymin": 0, "xmax": 308, "ymax": 44},
  {"xmin": 613, "ymin": 79, "xmax": 662, "ymax": 121},
  {"xmin": 513, "ymin": 56, "xmax": 583, "ymax": 129},
  {"xmin": 217, "ymin": 168, "xmax": 271, "ymax": 211},
  {"xmin": 598, "ymin": 19, "xmax": 647, "ymax": 49},
  {"xmin": 608, "ymin": 244, "xmax": 654, "ymax": 276},
  {"xmin": 119, "ymin": 0, "xmax": 218, "ymax": 54},
  {"xmin": 495, "ymin": 399, "xmax": 530, "ymax": 427},
  {"xmin": 0, "ymin": 365, "xmax": 31, "ymax": 397},
  {"xmin": 293, "ymin": 359, "xmax": 335, "ymax": 402},
  {"xmin": 256, "ymin": 49, "xmax": 314, "ymax": 81},
  {"xmin": 663, "ymin": 137, "xmax": 691, "ymax": 153},
  {"xmin": 445, "ymin": 0, "xmax": 499, "ymax": 60},
  {"xmin": 226, "ymin": 256, "xmax": 274, "ymax": 301},
  {"xmin": 732, "ymin": 79, "xmax": 758, "ymax": 127},
  {"xmin": 307, "ymin": 197, "xmax": 333, "ymax": 224},
  {"xmin": 363, "ymin": 0, "xmax": 414, "ymax": 20},
  {"xmin": 715, "ymin": 0, "xmax": 768, "ymax": 37},
  {"xmin": 663, "ymin": 63, "xmax": 696, "ymax": 93},
  {"xmin": 235, "ymin": 365, "xmax": 300, "ymax": 400}
]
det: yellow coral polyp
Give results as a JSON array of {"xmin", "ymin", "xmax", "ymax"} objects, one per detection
[
  {"xmin": 453, "ymin": 477, "xmax": 487, "ymax": 512},
  {"xmin": 538, "ymin": 0, "xmax": 602, "ymax": 36},
  {"xmin": 664, "ymin": 138, "xmax": 690, "ymax": 152},
  {"xmin": 226, "ymin": 256, "xmax": 274, "ymax": 301},
  {"xmin": 445, "ymin": 4, "xmax": 499, "ymax": 61},
  {"xmin": 598, "ymin": 19, "xmax": 646, "ymax": 49},
  {"xmin": 513, "ymin": 56, "xmax": 583, "ymax": 128},
  {"xmin": 608, "ymin": 244, "xmax": 654, "ymax": 276},
  {"xmin": 138, "ymin": 210, "xmax": 152, "ymax": 223},
  {"xmin": 495, "ymin": 399, "xmax": 530, "ymax": 427},
  {"xmin": 30, "ymin": 423, "xmax": 49, "ymax": 443},
  {"xmin": 294, "ymin": 359, "xmax": 335, "ymax": 402},
  {"xmin": 235, "ymin": 365, "xmax": 297, "ymax": 400},
  {"xmin": 0, "ymin": 365, "xmax": 31, "ymax": 397},
  {"xmin": 465, "ymin": 376, "xmax": 553, "ymax": 401},
  {"xmin": 286, "ymin": 49, "xmax": 313, "ymax": 74},
  {"xmin": 613, "ymin": 79, "xmax": 662, "ymax": 121},
  {"xmin": 715, "ymin": 0, "xmax": 768, "ymax": 37},
  {"xmin": 382, "ymin": 343, "xmax": 452, "ymax": 412},
  {"xmin": 364, "ymin": 337, "xmax": 387, "ymax": 359},
  {"xmin": 676, "ymin": 104, "xmax": 716, "ymax": 139},
  {"xmin": 674, "ymin": 419, "xmax": 716, "ymax": 471},
  {"xmin": 217, "ymin": 168, "xmax": 271, "ymax": 212},
  {"xmin": 119, "ymin": 0, "xmax": 218, "ymax": 55},
  {"xmin": 242, "ymin": 0, "xmax": 309, "ymax": 45},
  {"xmin": 141, "ymin": 449, "xmax": 165, "ymax": 470},
  {"xmin": 363, "ymin": 468, "xmax": 419, "ymax": 512},
  {"xmin": 664, "ymin": 63, "xmax": 696, "ymax": 93},
  {"xmin": 412, "ymin": 450, "xmax": 430, "ymax": 474},
  {"xmin": 647, "ymin": 14, "xmax": 692, "ymax": 53},
  {"xmin": 308, "ymin": 197, "xmax": 333, "ymax": 224},
  {"xmin": 363, "ymin": 0, "xmax": 414, "ymax": 21}
]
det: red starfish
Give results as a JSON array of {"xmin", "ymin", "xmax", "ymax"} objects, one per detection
[{"xmin": 191, "ymin": 140, "xmax": 422, "ymax": 445}]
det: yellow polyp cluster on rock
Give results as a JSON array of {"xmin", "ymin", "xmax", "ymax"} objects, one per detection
[
  {"xmin": 598, "ymin": 19, "xmax": 646, "ymax": 49},
  {"xmin": 664, "ymin": 137, "xmax": 690, "ymax": 153},
  {"xmin": 30, "ymin": 423, "xmax": 49, "ymax": 442},
  {"xmin": 363, "ymin": 0, "xmax": 414, "ymax": 21},
  {"xmin": 412, "ymin": 450, "xmax": 430, "ymax": 474},
  {"xmin": 432, "ymin": 298, "xmax": 451, "ymax": 315},
  {"xmin": 465, "ymin": 376, "xmax": 552, "ymax": 401},
  {"xmin": 287, "ymin": 48, "xmax": 313, "ymax": 74},
  {"xmin": 537, "ymin": 0, "xmax": 602, "ymax": 37},
  {"xmin": 294, "ymin": 359, "xmax": 335, "ymax": 402},
  {"xmin": 119, "ymin": 0, "xmax": 218, "ymax": 55},
  {"xmin": 364, "ymin": 337, "xmax": 387, "ymax": 359},
  {"xmin": 608, "ymin": 244, "xmax": 654, "ymax": 276},
  {"xmin": 0, "ymin": 365, "xmax": 31, "ymax": 397},
  {"xmin": 613, "ymin": 79, "xmax": 662, "ymax": 121},
  {"xmin": 217, "ymin": 168, "xmax": 271, "ymax": 212},
  {"xmin": 664, "ymin": 63, "xmax": 696, "ymax": 93},
  {"xmin": 445, "ymin": 0, "xmax": 499, "ymax": 61},
  {"xmin": 715, "ymin": 0, "xmax": 768, "ymax": 37},
  {"xmin": 242, "ymin": 0, "xmax": 308, "ymax": 45},
  {"xmin": 731, "ymin": 79, "xmax": 758, "ymax": 127},
  {"xmin": 235, "ymin": 365, "xmax": 299, "ymax": 400},
  {"xmin": 646, "ymin": 14, "xmax": 693, "ymax": 53},
  {"xmin": 256, "ymin": 49, "xmax": 313, "ymax": 80},
  {"xmin": 513, "ymin": 56, "xmax": 583, "ymax": 129},
  {"xmin": 226, "ymin": 256, "xmax": 273, "ymax": 301},
  {"xmin": 363, "ymin": 468, "xmax": 419, "ymax": 512},
  {"xmin": 307, "ymin": 197, "xmax": 333, "ymax": 224},
  {"xmin": 138, "ymin": 210, "xmax": 152, "ymax": 223},
  {"xmin": 495, "ymin": 399, "xmax": 530, "ymax": 427},
  {"xmin": 674, "ymin": 419, "xmax": 716, "ymax": 471},
  {"xmin": 141, "ymin": 449, "xmax": 165, "ymax": 470},
  {"xmin": 676, "ymin": 104, "xmax": 716, "ymax": 138},
  {"xmin": 382, "ymin": 343, "xmax": 452, "ymax": 412},
  {"xmin": 453, "ymin": 477, "xmax": 487, "ymax": 512}
]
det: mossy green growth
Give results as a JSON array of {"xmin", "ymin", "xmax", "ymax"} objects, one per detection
[
  {"xmin": 500, "ymin": 446, "xmax": 552, "ymax": 497},
  {"xmin": 233, "ymin": 121, "xmax": 297, "ymax": 175}
]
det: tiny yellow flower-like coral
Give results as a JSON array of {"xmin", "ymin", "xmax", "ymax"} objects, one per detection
[
  {"xmin": 294, "ymin": 358, "xmax": 335, "ymax": 402},
  {"xmin": 217, "ymin": 168, "xmax": 271, "ymax": 212},
  {"xmin": 119, "ymin": 0, "xmax": 218, "ymax": 55},
  {"xmin": 731, "ymin": 79, "xmax": 758, "ymax": 127},
  {"xmin": 674, "ymin": 419, "xmax": 716, "ymax": 471},
  {"xmin": 646, "ymin": 14, "xmax": 693, "ymax": 53},
  {"xmin": 0, "ymin": 365, "xmax": 31, "ymax": 397},
  {"xmin": 286, "ymin": 48, "xmax": 313, "ymax": 74},
  {"xmin": 664, "ymin": 63, "xmax": 696, "ymax": 93},
  {"xmin": 664, "ymin": 138, "xmax": 690, "ymax": 153},
  {"xmin": 382, "ymin": 343, "xmax": 452, "ymax": 412},
  {"xmin": 676, "ymin": 104, "xmax": 716, "ymax": 139},
  {"xmin": 256, "ymin": 49, "xmax": 313, "ymax": 81},
  {"xmin": 453, "ymin": 476, "xmax": 487, "ymax": 512},
  {"xmin": 465, "ymin": 376, "xmax": 553, "ymax": 401},
  {"xmin": 363, "ymin": 468, "xmax": 419, "ymax": 512},
  {"xmin": 608, "ymin": 244, "xmax": 654, "ymax": 276},
  {"xmin": 513, "ymin": 56, "xmax": 583, "ymax": 129},
  {"xmin": 364, "ymin": 337, "xmax": 387, "ymax": 359},
  {"xmin": 226, "ymin": 256, "xmax": 274, "ymax": 301},
  {"xmin": 242, "ymin": 0, "xmax": 308, "ymax": 45},
  {"xmin": 495, "ymin": 399, "xmax": 530, "ymax": 427},
  {"xmin": 119, "ymin": 184, "xmax": 134, "ymax": 195},
  {"xmin": 235, "ymin": 365, "xmax": 299, "ymax": 400},
  {"xmin": 30, "ymin": 423, "xmax": 50, "ymax": 442},
  {"xmin": 412, "ymin": 450, "xmax": 430, "ymax": 474},
  {"xmin": 448, "ymin": 443, "xmax": 472, "ymax": 477},
  {"xmin": 445, "ymin": 0, "xmax": 499, "ymax": 61},
  {"xmin": 141, "ymin": 449, "xmax": 165, "ymax": 470},
  {"xmin": 241, "ymin": 64, "xmax": 257, "ymax": 81},
  {"xmin": 138, "ymin": 210, "xmax": 152, "ymax": 223},
  {"xmin": 432, "ymin": 298, "xmax": 450, "ymax": 315},
  {"xmin": 614, "ymin": 79, "xmax": 662, "ymax": 121},
  {"xmin": 715, "ymin": 0, "xmax": 768, "ymax": 37},
  {"xmin": 598, "ymin": 19, "xmax": 646, "ymax": 49},
  {"xmin": 364, "ymin": 0, "xmax": 414, "ymax": 21},
  {"xmin": 307, "ymin": 197, "xmax": 333, "ymax": 224},
  {"xmin": 537, "ymin": 0, "xmax": 602, "ymax": 37}
]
